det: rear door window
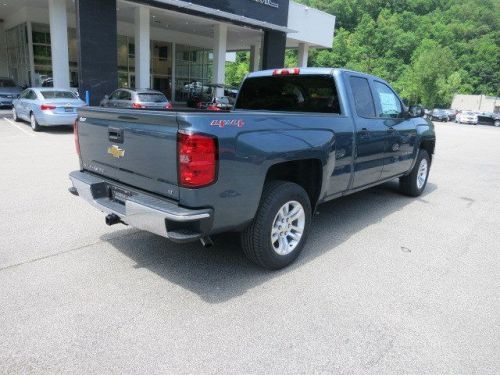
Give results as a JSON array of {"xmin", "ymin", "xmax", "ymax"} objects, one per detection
[
  {"xmin": 118, "ymin": 91, "xmax": 132, "ymax": 101},
  {"xmin": 236, "ymin": 75, "xmax": 341, "ymax": 113},
  {"xmin": 349, "ymin": 76, "xmax": 376, "ymax": 118}
]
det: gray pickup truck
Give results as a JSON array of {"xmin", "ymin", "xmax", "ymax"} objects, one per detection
[{"xmin": 69, "ymin": 68, "xmax": 435, "ymax": 269}]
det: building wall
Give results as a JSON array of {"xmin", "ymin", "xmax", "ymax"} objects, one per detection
[
  {"xmin": 0, "ymin": 21, "xmax": 9, "ymax": 77},
  {"xmin": 452, "ymin": 94, "xmax": 500, "ymax": 113}
]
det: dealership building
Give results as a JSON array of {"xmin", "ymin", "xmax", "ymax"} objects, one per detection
[{"xmin": 0, "ymin": 0, "xmax": 335, "ymax": 104}]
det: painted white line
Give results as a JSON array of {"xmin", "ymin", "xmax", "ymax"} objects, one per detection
[{"xmin": 3, "ymin": 117, "xmax": 35, "ymax": 137}]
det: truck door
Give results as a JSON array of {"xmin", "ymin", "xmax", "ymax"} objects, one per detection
[
  {"xmin": 348, "ymin": 75, "xmax": 386, "ymax": 188},
  {"xmin": 370, "ymin": 80, "xmax": 417, "ymax": 178}
]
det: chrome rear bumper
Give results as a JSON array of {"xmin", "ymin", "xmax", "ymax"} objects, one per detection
[{"xmin": 69, "ymin": 171, "xmax": 213, "ymax": 242}]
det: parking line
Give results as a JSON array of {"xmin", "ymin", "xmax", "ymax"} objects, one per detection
[{"xmin": 3, "ymin": 117, "xmax": 35, "ymax": 137}]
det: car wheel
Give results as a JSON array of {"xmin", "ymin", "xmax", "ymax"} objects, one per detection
[
  {"xmin": 30, "ymin": 113, "xmax": 40, "ymax": 132},
  {"xmin": 495, "ymin": 120, "xmax": 500, "ymax": 127},
  {"xmin": 241, "ymin": 181, "xmax": 312, "ymax": 270},
  {"xmin": 399, "ymin": 149, "xmax": 431, "ymax": 197},
  {"xmin": 12, "ymin": 108, "xmax": 20, "ymax": 122}
]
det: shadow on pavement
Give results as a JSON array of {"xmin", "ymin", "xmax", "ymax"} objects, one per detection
[{"xmin": 102, "ymin": 180, "xmax": 437, "ymax": 304}]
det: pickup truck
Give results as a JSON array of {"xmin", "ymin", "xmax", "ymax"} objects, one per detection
[{"xmin": 69, "ymin": 68, "xmax": 435, "ymax": 269}]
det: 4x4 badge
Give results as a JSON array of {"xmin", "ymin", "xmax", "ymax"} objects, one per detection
[{"xmin": 108, "ymin": 145, "xmax": 125, "ymax": 158}]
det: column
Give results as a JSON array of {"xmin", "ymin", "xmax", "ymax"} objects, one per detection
[
  {"xmin": 262, "ymin": 30, "xmax": 286, "ymax": 70},
  {"xmin": 249, "ymin": 44, "xmax": 261, "ymax": 72},
  {"xmin": 135, "ymin": 6, "xmax": 150, "ymax": 89},
  {"xmin": 171, "ymin": 42, "xmax": 176, "ymax": 102},
  {"xmin": 49, "ymin": 0, "xmax": 70, "ymax": 88},
  {"xmin": 297, "ymin": 42, "xmax": 309, "ymax": 67},
  {"xmin": 213, "ymin": 23, "xmax": 227, "ymax": 98},
  {"xmin": 76, "ymin": 0, "xmax": 118, "ymax": 105}
]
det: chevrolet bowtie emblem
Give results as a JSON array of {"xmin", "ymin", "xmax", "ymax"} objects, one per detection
[{"xmin": 108, "ymin": 145, "xmax": 125, "ymax": 158}]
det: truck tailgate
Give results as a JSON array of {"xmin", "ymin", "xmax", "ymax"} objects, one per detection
[{"xmin": 77, "ymin": 108, "xmax": 179, "ymax": 200}]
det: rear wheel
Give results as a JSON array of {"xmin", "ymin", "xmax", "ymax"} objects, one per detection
[
  {"xmin": 495, "ymin": 120, "xmax": 500, "ymax": 127},
  {"xmin": 241, "ymin": 181, "xmax": 312, "ymax": 270},
  {"xmin": 399, "ymin": 149, "xmax": 431, "ymax": 197},
  {"xmin": 30, "ymin": 113, "xmax": 40, "ymax": 132}
]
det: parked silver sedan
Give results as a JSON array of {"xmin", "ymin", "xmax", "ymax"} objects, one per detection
[
  {"xmin": 100, "ymin": 88, "xmax": 173, "ymax": 110},
  {"xmin": 12, "ymin": 88, "xmax": 86, "ymax": 131}
]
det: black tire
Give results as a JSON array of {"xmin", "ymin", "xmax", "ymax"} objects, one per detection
[
  {"xmin": 12, "ymin": 108, "xmax": 21, "ymax": 122},
  {"xmin": 399, "ymin": 149, "xmax": 431, "ymax": 197},
  {"xmin": 241, "ymin": 181, "xmax": 312, "ymax": 270},
  {"xmin": 30, "ymin": 113, "xmax": 40, "ymax": 132}
]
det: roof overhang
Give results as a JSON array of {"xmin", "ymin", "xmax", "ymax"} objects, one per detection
[{"xmin": 136, "ymin": 0, "xmax": 296, "ymax": 33}]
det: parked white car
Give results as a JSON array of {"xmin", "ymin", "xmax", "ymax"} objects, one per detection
[{"xmin": 456, "ymin": 111, "xmax": 478, "ymax": 125}]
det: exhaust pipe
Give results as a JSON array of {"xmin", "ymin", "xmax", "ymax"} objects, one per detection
[
  {"xmin": 200, "ymin": 236, "xmax": 214, "ymax": 248},
  {"xmin": 105, "ymin": 213, "xmax": 122, "ymax": 226}
]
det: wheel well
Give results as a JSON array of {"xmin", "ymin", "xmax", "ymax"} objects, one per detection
[
  {"xmin": 265, "ymin": 159, "xmax": 323, "ymax": 207},
  {"xmin": 420, "ymin": 139, "xmax": 435, "ymax": 158}
]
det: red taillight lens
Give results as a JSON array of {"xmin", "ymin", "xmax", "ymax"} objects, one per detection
[
  {"xmin": 207, "ymin": 105, "xmax": 222, "ymax": 111},
  {"xmin": 40, "ymin": 104, "xmax": 56, "ymax": 110},
  {"xmin": 165, "ymin": 102, "xmax": 173, "ymax": 109},
  {"xmin": 272, "ymin": 68, "xmax": 300, "ymax": 76},
  {"xmin": 178, "ymin": 132, "xmax": 217, "ymax": 188},
  {"xmin": 132, "ymin": 103, "xmax": 145, "ymax": 109},
  {"xmin": 74, "ymin": 120, "xmax": 80, "ymax": 156}
]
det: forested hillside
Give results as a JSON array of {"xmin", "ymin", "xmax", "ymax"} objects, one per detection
[{"xmin": 226, "ymin": 0, "xmax": 499, "ymax": 107}]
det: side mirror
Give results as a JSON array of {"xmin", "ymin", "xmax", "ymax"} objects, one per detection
[
  {"xmin": 409, "ymin": 105, "xmax": 424, "ymax": 118},
  {"xmin": 104, "ymin": 95, "xmax": 109, "ymax": 100}
]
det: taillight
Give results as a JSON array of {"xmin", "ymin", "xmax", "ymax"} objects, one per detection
[
  {"xmin": 132, "ymin": 102, "xmax": 145, "ymax": 109},
  {"xmin": 207, "ymin": 105, "xmax": 222, "ymax": 111},
  {"xmin": 178, "ymin": 132, "xmax": 217, "ymax": 188},
  {"xmin": 40, "ymin": 104, "xmax": 56, "ymax": 110},
  {"xmin": 74, "ymin": 120, "xmax": 80, "ymax": 156},
  {"xmin": 273, "ymin": 68, "xmax": 300, "ymax": 76},
  {"xmin": 165, "ymin": 102, "xmax": 173, "ymax": 109}
]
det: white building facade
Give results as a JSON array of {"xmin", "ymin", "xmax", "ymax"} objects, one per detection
[{"xmin": 0, "ymin": 0, "xmax": 335, "ymax": 104}]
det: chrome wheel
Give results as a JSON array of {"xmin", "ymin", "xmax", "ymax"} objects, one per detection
[
  {"xmin": 12, "ymin": 108, "xmax": 17, "ymax": 121},
  {"xmin": 416, "ymin": 158, "xmax": 428, "ymax": 190},
  {"xmin": 271, "ymin": 200, "xmax": 305, "ymax": 256},
  {"xmin": 495, "ymin": 120, "xmax": 500, "ymax": 127}
]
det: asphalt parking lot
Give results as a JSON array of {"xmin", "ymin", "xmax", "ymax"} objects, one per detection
[{"xmin": 0, "ymin": 109, "xmax": 499, "ymax": 374}]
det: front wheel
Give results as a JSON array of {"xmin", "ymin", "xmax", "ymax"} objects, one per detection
[
  {"xmin": 12, "ymin": 108, "xmax": 20, "ymax": 122},
  {"xmin": 495, "ymin": 120, "xmax": 500, "ymax": 127},
  {"xmin": 399, "ymin": 149, "xmax": 431, "ymax": 197},
  {"xmin": 30, "ymin": 113, "xmax": 40, "ymax": 132},
  {"xmin": 241, "ymin": 181, "xmax": 312, "ymax": 270}
]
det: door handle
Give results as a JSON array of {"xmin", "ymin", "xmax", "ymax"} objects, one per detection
[
  {"xmin": 359, "ymin": 128, "xmax": 370, "ymax": 138},
  {"xmin": 108, "ymin": 127, "xmax": 124, "ymax": 143}
]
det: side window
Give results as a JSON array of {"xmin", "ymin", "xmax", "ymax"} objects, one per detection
[
  {"xmin": 349, "ymin": 76, "xmax": 376, "ymax": 118},
  {"xmin": 119, "ymin": 91, "xmax": 131, "ymax": 100},
  {"xmin": 373, "ymin": 81, "xmax": 402, "ymax": 118},
  {"xmin": 20, "ymin": 90, "xmax": 29, "ymax": 99},
  {"xmin": 109, "ymin": 90, "xmax": 121, "ymax": 100},
  {"xmin": 26, "ymin": 90, "xmax": 37, "ymax": 100}
]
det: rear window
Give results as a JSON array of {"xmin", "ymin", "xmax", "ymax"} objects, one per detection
[
  {"xmin": 236, "ymin": 75, "xmax": 340, "ymax": 113},
  {"xmin": 0, "ymin": 79, "xmax": 16, "ymax": 87},
  {"xmin": 40, "ymin": 91, "xmax": 76, "ymax": 99},
  {"xmin": 138, "ymin": 93, "xmax": 167, "ymax": 103}
]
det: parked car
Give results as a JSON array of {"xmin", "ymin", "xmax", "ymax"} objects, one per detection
[
  {"xmin": 69, "ymin": 67, "xmax": 435, "ymax": 270},
  {"xmin": 100, "ymin": 88, "xmax": 173, "ymax": 109},
  {"xmin": 431, "ymin": 109, "xmax": 449, "ymax": 122},
  {"xmin": 0, "ymin": 77, "xmax": 22, "ymax": 107},
  {"xmin": 187, "ymin": 83, "xmax": 237, "ymax": 109},
  {"xmin": 476, "ymin": 112, "xmax": 500, "ymax": 127},
  {"xmin": 12, "ymin": 88, "xmax": 86, "ymax": 131},
  {"xmin": 445, "ymin": 109, "xmax": 457, "ymax": 121},
  {"xmin": 204, "ymin": 96, "xmax": 233, "ymax": 111},
  {"xmin": 456, "ymin": 111, "xmax": 478, "ymax": 125}
]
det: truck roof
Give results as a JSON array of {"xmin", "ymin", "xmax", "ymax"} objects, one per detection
[{"xmin": 246, "ymin": 67, "xmax": 380, "ymax": 81}]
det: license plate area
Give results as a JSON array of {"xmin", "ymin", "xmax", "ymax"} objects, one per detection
[
  {"xmin": 64, "ymin": 107, "xmax": 73, "ymax": 112},
  {"xmin": 109, "ymin": 185, "xmax": 133, "ymax": 204}
]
